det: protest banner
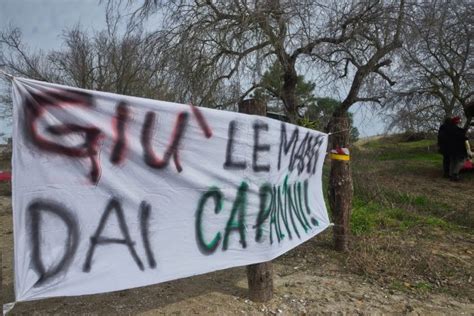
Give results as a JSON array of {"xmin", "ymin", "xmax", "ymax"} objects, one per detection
[{"xmin": 11, "ymin": 78, "xmax": 329, "ymax": 301}]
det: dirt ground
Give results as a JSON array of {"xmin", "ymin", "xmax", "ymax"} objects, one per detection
[{"xmin": 2, "ymin": 196, "xmax": 473, "ymax": 315}]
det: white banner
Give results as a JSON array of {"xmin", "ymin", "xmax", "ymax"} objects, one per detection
[{"xmin": 12, "ymin": 78, "xmax": 329, "ymax": 301}]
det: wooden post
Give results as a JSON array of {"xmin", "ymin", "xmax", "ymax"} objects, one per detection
[
  {"xmin": 328, "ymin": 115, "xmax": 353, "ymax": 252},
  {"xmin": 239, "ymin": 98, "xmax": 274, "ymax": 302},
  {"xmin": 246, "ymin": 262, "xmax": 273, "ymax": 302},
  {"xmin": 238, "ymin": 99, "xmax": 267, "ymax": 116}
]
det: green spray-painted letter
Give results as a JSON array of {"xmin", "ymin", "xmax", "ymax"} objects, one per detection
[
  {"xmin": 195, "ymin": 187, "xmax": 223, "ymax": 254},
  {"xmin": 223, "ymin": 182, "xmax": 248, "ymax": 250}
]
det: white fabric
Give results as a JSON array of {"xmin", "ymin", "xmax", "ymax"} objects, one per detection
[
  {"xmin": 12, "ymin": 78, "xmax": 329, "ymax": 301},
  {"xmin": 3, "ymin": 302, "xmax": 16, "ymax": 315}
]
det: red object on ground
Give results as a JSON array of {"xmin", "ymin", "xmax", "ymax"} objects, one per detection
[
  {"xmin": 462, "ymin": 159, "xmax": 473, "ymax": 171},
  {"xmin": 0, "ymin": 171, "xmax": 11, "ymax": 182}
]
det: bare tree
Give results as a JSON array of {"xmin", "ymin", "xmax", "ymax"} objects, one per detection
[
  {"xmin": 2, "ymin": 0, "xmax": 407, "ymax": 252},
  {"xmin": 2, "ymin": 26, "xmax": 167, "ymax": 92},
  {"xmin": 388, "ymin": 0, "xmax": 473, "ymax": 129},
  {"xmin": 314, "ymin": 0, "xmax": 405, "ymax": 251},
  {"xmin": 0, "ymin": 7, "xmax": 213, "ymax": 116},
  {"xmin": 129, "ymin": 0, "xmax": 390, "ymax": 121},
  {"xmin": 129, "ymin": 0, "xmax": 406, "ymax": 252},
  {"xmin": 384, "ymin": 96, "xmax": 452, "ymax": 134}
]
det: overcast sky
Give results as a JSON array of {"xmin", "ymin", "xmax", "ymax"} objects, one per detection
[{"xmin": 0, "ymin": 0, "xmax": 386, "ymax": 143}]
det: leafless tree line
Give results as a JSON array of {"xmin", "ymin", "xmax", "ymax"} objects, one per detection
[
  {"xmin": 1, "ymin": 12, "xmax": 177, "ymax": 100},
  {"xmin": 1, "ymin": 1, "xmax": 403, "ymax": 120},
  {"xmin": 1, "ymin": 1, "xmax": 472, "ymax": 130},
  {"xmin": 0, "ymin": 3, "xmax": 232, "ymax": 120}
]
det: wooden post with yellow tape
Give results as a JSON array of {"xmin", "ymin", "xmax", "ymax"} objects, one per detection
[
  {"xmin": 328, "ymin": 115, "xmax": 353, "ymax": 252},
  {"xmin": 330, "ymin": 147, "xmax": 350, "ymax": 161}
]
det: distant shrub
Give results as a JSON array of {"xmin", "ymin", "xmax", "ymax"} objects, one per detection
[{"xmin": 400, "ymin": 131, "xmax": 430, "ymax": 142}]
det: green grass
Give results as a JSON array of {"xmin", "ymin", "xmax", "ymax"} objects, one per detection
[
  {"xmin": 389, "ymin": 280, "xmax": 433, "ymax": 293},
  {"xmin": 364, "ymin": 137, "xmax": 436, "ymax": 149},
  {"xmin": 423, "ymin": 216, "xmax": 453, "ymax": 230},
  {"xmin": 350, "ymin": 198, "xmax": 408, "ymax": 235},
  {"xmin": 0, "ymin": 157, "xmax": 10, "ymax": 170},
  {"xmin": 360, "ymin": 138, "xmax": 443, "ymax": 166},
  {"xmin": 0, "ymin": 153, "xmax": 12, "ymax": 196},
  {"xmin": 396, "ymin": 139, "xmax": 436, "ymax": 149},
  {"xmin": 389, "ymin": 280, "xmax": 407, "ymax": 292},
  {"xmin": 350, "ymin": 197, "xmax": 456, "ymax": 235},
  {"xmin": 414, "ymin": 282, "xmax": 434, "ymax": 292},
  {"xmin": 0, "ymin": 182, "xmax": 11, "ymax": 196},
  {"xmin": 377, "ymin": 151, "xmax": 441, "ymax": 164},
  {"xmin": 383, "ymin": 191, "xmax": 449, "ymax": 210},
  {"xmin": 329, "ymin": 135, "xmax": 469, "ymax": 231}
]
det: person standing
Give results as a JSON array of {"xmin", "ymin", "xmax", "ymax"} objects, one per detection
[
  {"xmin": 445, "ymin": 116, "xmax": 468, "ymax": 181},
  {"xmin": 437, "ymin": 117, "xmax": 451, "ymax": 178}
]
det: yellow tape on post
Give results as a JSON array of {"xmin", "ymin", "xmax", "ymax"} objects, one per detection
[{"xmin": 330, "ymin": 153, "xmax": 350, "ymax": 161}]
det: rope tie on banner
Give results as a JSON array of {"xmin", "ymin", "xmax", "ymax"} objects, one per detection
[
  {"xmin": 0, "ymin": 69, "xmax": 14, "ymax": 80},
  {"xmin": 327, "ymin": 128, "xmax": 353, "ymax": 136}
]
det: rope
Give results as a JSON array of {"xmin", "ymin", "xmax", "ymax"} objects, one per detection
[
  {"xmin": 0, "ymin": 69, "xmax": 14, "ymax": 80},
  {"xmin": 327, "ymin": 128, "xmax": 353, "ymax": 136}
]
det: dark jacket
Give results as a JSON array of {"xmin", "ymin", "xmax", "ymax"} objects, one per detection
[
  {"xmin": 437, "ymin": 121, "xmax": 450, "ymax": 154},
  {"xmin": 444, "ymin": 123, "xmax": 468, "ymax": 157}
]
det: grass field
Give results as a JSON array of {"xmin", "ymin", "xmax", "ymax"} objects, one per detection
[{"xmin": 347, "ymin": 135, "xmax": 473, "ymax": 299}]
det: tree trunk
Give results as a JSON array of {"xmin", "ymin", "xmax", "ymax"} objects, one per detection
[
  {"xmin": 238, "ymin": 98, "xmax": 274, "ymax": 302},
  {"xmin": 328, "ymin": 114, "xmax": 353, "ymax": 252},
  {"xmin": 463, "ymin": 100, "xmax": 474, "ymax": 130},
  {"xmin": 281, "ymin": 62, "xmax": 299, "ymax": 123}
]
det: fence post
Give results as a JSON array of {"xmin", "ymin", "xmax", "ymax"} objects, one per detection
[{"xmin": 239, "ymin": 98, "xmax": 274, "ymax": 302}]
